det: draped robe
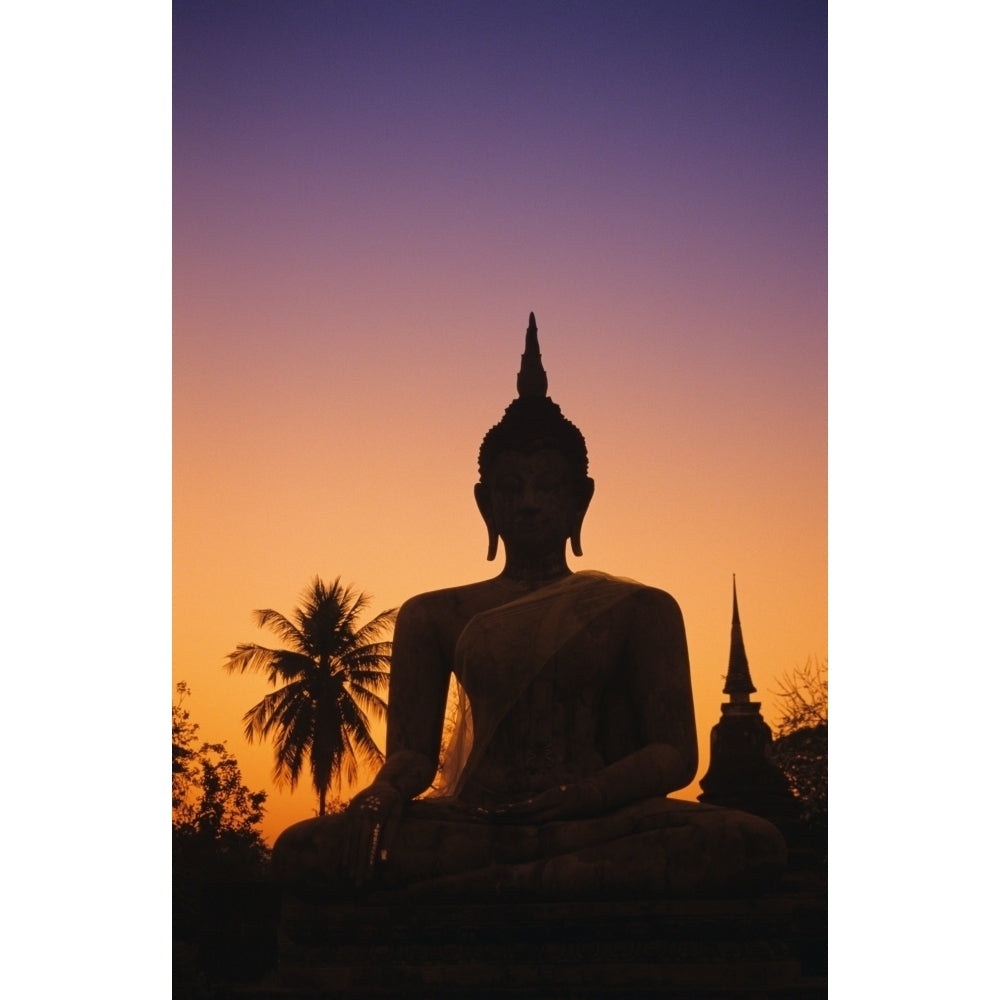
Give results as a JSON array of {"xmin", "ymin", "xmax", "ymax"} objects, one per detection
[{"xmin": 437, "ymin": 570, "xmax": 644, "ymax": 801}]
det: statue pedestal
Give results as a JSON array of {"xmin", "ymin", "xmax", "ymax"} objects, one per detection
[{"xmin": 265, "ymin": 876, "xmax": 826, "ymax": 998}]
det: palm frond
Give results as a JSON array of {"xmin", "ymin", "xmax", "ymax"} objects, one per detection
[
  {"xmin": 268, "ymin": 649, "xmax": 318, "ymax": 685},
  {"xmin": 272, "ymin": 704, "xmax": 314, "ymax": 789},
  {"xmin": 341, "ymin": 655, "xmax": 392, "ymax": 683},
  {"xmin": 224, "ymin": 643, "xmax": 284, "ymax": 676},
  {"xmin": 340, "ymin": 588, "xmax": 371, "ymax": 631},
  {"xmin": 350, "ymin": 610, "xmax": 398, "ymax": 648},
  {"xmin": 348, "ymin": 685, "xmax": 389, "ymax": 723},
  {"xmin": 341, "ymin": 641, "xmax": 392, "ymax": 675},
  {"xmin": 241, "ymin": 688, "xmax": 288, "ymax": 742},
  {"xmin": 339, "ymin": 693, "xmax": 385, "ymax": 771},
  {"xmin": 254, "ymin": 608, "xmax": 307, "ymax": 651},
  {"xmin": 335, "ymin": 727, "xmax": 359, "ymax": 793}
]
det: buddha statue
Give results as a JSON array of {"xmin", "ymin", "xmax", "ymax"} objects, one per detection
[{"xmin": 273, "ymin": 314, "xmax": 787, "ymax": 901}]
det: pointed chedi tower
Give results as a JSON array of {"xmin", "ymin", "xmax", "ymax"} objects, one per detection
[
  {"xmin": 723, "ymin": 576, "xmax": 756, "ymax": 704},
  {"xmin": 699, "ymin": 577, "xmax": 800, "ymax": 834}
]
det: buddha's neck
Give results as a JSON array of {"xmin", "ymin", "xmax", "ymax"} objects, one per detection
[{"xmin": 499, "ymin": 551, "xmax": 571, "ymax": 590}]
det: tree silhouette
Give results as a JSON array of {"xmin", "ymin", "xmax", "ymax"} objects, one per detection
[
  {"xmin": 224, "ymin": 576, "xmax": 396, "ymax": 815},
  {"xmin": 173, "ymin": 682, "xmax": 269, "ymax": 857},
  {"xmin": 769, "ymin": 657, "xmax": 827, "ymax": 827},
  {"xmin": 173, "ymin": 684, "xmax": 276, "ymax": 993}
]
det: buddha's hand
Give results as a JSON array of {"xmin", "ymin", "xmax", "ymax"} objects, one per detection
[
  {"xmin": 342, "ymin": 781, "xmax": 404, "ymax": 886},
  {"xmin": 492, "ymin": 780, "xmax": 605, "ymax": 824}
]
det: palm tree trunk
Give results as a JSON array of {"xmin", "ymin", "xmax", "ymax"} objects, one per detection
[{"xmin": 318, "ymin": 787, "xmax": 326, "ymax": 817}]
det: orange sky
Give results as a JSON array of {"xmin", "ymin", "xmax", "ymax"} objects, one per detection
[{"xmin": 173, "ymin": 305, "xmax": 827, "ymax": 844}]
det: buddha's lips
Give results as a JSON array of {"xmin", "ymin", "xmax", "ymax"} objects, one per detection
[{"xmin": 509, "ymin": 519, "xmax": 555, "ymax": 537}]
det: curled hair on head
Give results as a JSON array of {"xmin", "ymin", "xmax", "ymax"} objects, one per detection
[
  {"xmin": 477, "ymin": 313, "xmax": 589, "ymax": 489},
  {"xmin": 478, "ymin": 396, "xmax": 589, "ymax": 485}
]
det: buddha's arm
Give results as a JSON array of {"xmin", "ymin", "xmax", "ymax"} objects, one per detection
[
  {"xmin": 622, "ymin": 586, "xmax": 698, "ymax": 790},
  {"xmin": 342, "ymin": 596, "xmax": 452, "ymax": 884},
  {"xmin": 566, "ymin": 588, "xmax": 696, "ymax": 812},
  {"xmin": 500, "ymin": 587, "xmax": 697, "ymax": 822},
  {"xmin": 375, "ymin": 594, "xmax": 451, "ymax": 799}
]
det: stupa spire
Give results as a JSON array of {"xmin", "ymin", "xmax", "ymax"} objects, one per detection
[
  {"xmin": 516, "ymin": 312, "xmax": 548, "ymax": 398},
  {"xmin": 699, "ymin": 576, "xmax": 800, "ymax": 830},
  {"xmin": 723, "ymin": 575, "xmax": 757, "ymax": 699}
]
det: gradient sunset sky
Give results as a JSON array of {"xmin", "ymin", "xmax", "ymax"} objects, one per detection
[{"xmin": 173, "ymin": 0, "xmax": 827, "ymax": 845}]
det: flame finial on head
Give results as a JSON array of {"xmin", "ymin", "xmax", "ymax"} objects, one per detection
[
  {"xmin": 516, "ymin": 312, "xmax": 548, "ymax": 398},
  {"xmin": 478, "ymin": 311, "xmax": 587, "ymax": 482}
]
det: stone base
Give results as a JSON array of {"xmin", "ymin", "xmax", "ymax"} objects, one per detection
[{"xmin": 252, "ymin": 874, "xmax": 826, "ymax": 998}]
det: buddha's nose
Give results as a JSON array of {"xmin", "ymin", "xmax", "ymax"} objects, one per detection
[{"xmin": 518, "ymin": 485, "xmax": 541, "ymax": 510}]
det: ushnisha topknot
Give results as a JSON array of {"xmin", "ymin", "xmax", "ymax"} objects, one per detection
[{"xmin": 477, "ymin": 313, "xmax": 589, "ymax": 486}]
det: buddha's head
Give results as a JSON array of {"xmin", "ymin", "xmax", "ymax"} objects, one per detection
[{"xmin": 475, "ymin": 314, "xmax": 595, "ymax": 561}]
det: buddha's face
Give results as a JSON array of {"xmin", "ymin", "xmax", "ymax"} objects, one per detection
[{"xmin": 479, "ymin": 447, "xmax": 588, "ymax": 555}]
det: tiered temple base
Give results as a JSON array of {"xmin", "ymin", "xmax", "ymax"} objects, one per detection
[{"xmin": 250, "ymin": 871, "xmax": 825, "ymax": 999}]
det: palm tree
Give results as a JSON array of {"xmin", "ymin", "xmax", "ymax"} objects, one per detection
[{"xmin": 224, "ymin": 576, "xmax": 396, "ymax": 816}]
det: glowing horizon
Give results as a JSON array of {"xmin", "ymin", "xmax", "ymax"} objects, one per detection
[{"xmin": 173, "ymin": 1, "xmax": 827, "ymax": 845}]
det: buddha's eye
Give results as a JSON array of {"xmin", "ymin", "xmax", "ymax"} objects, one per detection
[
  {"xmin": 495, "ymin": 476, "xmax": 522, "ymax": 496},
  {"xmin": 536, "ymin": 474, "xmax": 566, "ymax": 492}
]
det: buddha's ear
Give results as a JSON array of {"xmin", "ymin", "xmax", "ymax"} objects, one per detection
[
  {"xmin": 571, "ymin": 477, "xmax": 595, "ymax": 558},
  {"xmin": 474, "ymin": 482, "xmax": 499, "ymax": 561}
]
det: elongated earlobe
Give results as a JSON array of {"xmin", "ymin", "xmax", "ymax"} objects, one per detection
[
  {"xmin": 474, "ymin": 482, "xmax": 498, "ymax": 561},
  {"xmin": 571, "ymin": 478, "xmax": 595, "ymax": 557}
]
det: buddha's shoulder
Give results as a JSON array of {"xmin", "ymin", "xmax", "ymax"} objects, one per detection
[
  {"xmin": 579, "ymin": 571, "xmax": 679, "ymax": 601},
  {"xmin": 595, "ymin": 575, "xmax": 684, "ymax": 621},
  {"xmin": 396, "ymin": 579, "xmax": 502, "ymax": 626}
]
